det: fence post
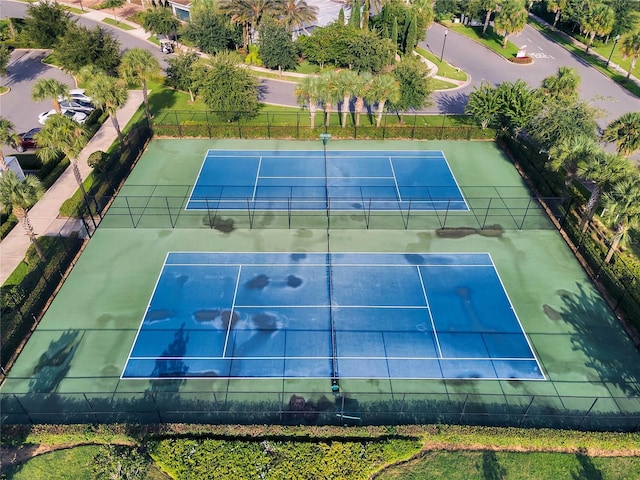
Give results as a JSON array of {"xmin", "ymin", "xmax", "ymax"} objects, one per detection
[
  {"xmin": 205, "ymin": 110, "xmax": 212, "ymax": 139},
  {"xmin": 267, "ymin": 112, "xmax": 271, "ymax": 139},
  {"xmin": 174, "ymin": 111, "xmax": 182, "ymax": 137}
]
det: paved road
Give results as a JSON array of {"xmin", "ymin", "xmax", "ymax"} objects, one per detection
[
  {"xmin": 2, "ymin": 0, "xmax": 639, "ymax": 124},
  {"xmin": 424, "ymin": 22, "xmax": 640, "ymax": 124}
]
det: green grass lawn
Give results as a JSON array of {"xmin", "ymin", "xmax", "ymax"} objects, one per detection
[
  {"xmin": 442, "ymin": 23, "xmax": 520, "ymax": 59},
  {"xmin": 377, "ymin": 450, "xmax": 640, "ymax": 480},
  {"xmin": 4, "ymin": 445, "xmax": 170, "ymax": 480},
  {"xmin": 415, "ymin": 47, "xmax": 468, "ymax": 81},
  {"xmin": 101, "ymin": 17, "xmax": 136, "ymax": 31},
  {"xmin": 0, "ymin": 85, "xmax": 9, "ymax": 94}
]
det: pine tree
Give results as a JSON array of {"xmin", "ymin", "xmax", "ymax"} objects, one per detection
[{"xmin": 405, "ymin": 15, "xmax": 417, "ymax": 54}]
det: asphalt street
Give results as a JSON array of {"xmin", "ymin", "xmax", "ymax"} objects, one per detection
[{"xmin": 1, "ymin": 0, "xmax": 639, "ymax": 126}]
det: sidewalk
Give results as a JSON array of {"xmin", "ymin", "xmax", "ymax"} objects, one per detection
[{"xmin": 0, "ymin": 91, "xmax": 144, "ymax": 285}]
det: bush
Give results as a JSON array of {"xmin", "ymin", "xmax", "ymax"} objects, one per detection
[
  {"xmin": 87, "ymin": 150, "xmax": 110, "ymax": 174},
  {"xmin": 509, "ymin": 56, "xmax": 533, "ymax": 64}
]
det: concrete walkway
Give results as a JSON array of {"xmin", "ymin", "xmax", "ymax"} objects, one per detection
[{"xmin": 0, "ymin": 91, "xmax": 144, "ymax": 285}]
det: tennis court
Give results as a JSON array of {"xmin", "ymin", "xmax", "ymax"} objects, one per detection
[
  {"xmin": 2, "ymin": 139, "xmax": 639, "ymax": 428},
  {"xmin": 187, "ymin": 150, "xmax": 467, "ymax": 211},
  {"xmin": 123, "ymin": 252, "xmax": 543, "ymax": 381}
]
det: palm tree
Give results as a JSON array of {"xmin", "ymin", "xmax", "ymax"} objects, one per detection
[
  {"xmin": 494, "ymin": 0, "xmax": 528, "ymax": 48},
  {"xmin": 218, "ymin": 0, "xmax": 283, "ymax": 46},
  {"xmin": 576, "ymin": 150, "xmax": 632, "ymax": 232},
  {"xmin": 366, "ymin": 74, "xmax": 400, "ymax": 128},
  {"xmin": 601, "ymin": 175, "xmax": 640, "ymax": 263},
  {"xmin": 0, "ymin": 117, "xmax": 21, "ymax": 171},
  {"xmin": 119, "ymin": 48, "xmax": 162, "ymax": 119},
  {"xmin": 318, "ymin": 71, "xmax": 339, "ymax": 128},
  {"xmin": 0, "ymin": 171, "xmax": 46, "ymax": 261},
  {"xmin": 32, "ymin": 78, "xmax": 69, "ymax": 113},
  {"xmin": 603, "ymin": 112, "xmax": 640, "ymax": 156},
  {"xmin": 294, "ymin": 75, "xmax": 321, "ymax": 128},
  {"xmin": 548, "ymin": 135, "xmax": 599, "ymax": 200},
  {"xmin": 581, "ymin": 3, "xmax": 615, "ymax": 53},
  {"xmin": 36, "ymin": 115, "xmax": 89, "ymax": 204},
  {"xmin": 85, "ymin": 73, "xmax": 129, "ymax": 146},
  {"xmin": 333, "ymin": 69, "xmax": 358, "ymax": 128},
  {"xmin": 480, "ymin": 0, "xmax": 499, "ymax": 36},
  {"xmin": 546, "ymin": 0, "xmax": 567, "ymax": 28},
  {"xmin": 280, "ymin": 0, "xmax": 318, "ymax": 36},
  {"xmin": 540, "ymin": 66, "xmax": 580, "ymax": 103},
  {"xmin": 620, "ymin": 31, "xmax": 640, "ymax": 79},
  {"xmin": 352, "ymin": 72, "xmax": 372, "ymax": 128}
]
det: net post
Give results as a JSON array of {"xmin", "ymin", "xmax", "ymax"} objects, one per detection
[
  {"xmin": 578, "ymin": 398, "xmax": 598, "ymax": 429},
  {"xmin": 165, "ymin": 197, "xmax": 175, "ymax": 228},
  {"xmin": 518, "ymin": 395, "xmax": 535, "ymax": 427},
  {"xmin": 482, "ymin": 197, "xmax": 492, "ymax": 229}
]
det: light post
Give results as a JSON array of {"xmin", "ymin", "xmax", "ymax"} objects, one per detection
[
  {"xmin": 440, "ymin": 29, "xmax": 448, "ymax": 62},
  {"xmin": 606, "ymin": 35, "xmax": 621, "ymax": 68}
]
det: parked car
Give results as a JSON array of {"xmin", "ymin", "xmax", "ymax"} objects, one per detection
[
  {"xmin": 38, "ymin": 109, "xmax": 88, "ymax": 125},
  {"xmin": 59, "ymin": 100, "xmax": 95, "ymax": 113},
  {"xmin": 58, "ymin": 88, "xmax": 92, "ymax": 104},
  {"xmin": 15, "ymin": 128, "xmax": 41, "ymax": 152}
]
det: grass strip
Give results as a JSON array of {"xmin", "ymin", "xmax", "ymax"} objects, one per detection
[
  {"xmin": 415, "ymin": 47, "xmax": 468, "ymax": 81},
  {"xmin": 439, "ymin": 23, "xmax": 520, "ymax": 60},
  {"xmin": 101, "ymin": 17, "xmax": 136, "ymax": 31}
]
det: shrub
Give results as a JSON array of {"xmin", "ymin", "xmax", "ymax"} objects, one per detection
[
  {"xmin": 509, "ymin": 56, "xmax": 533, "ymax": 64},
  {"xmin": 87, "ymin": 150, "xmax": 110, "ymax": 174}
]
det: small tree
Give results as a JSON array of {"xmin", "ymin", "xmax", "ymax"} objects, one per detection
[
  {"xmin": 603, "ymin": 111, "xmax": 640, "ymax": 156},
  {"xmin": 620, "ymin": 31, "xmax": 640, "ymax": 80},
  {"xmin": 388, "ymin": 55, "xmax": 433, "ymax": 123},
  {"xmin": 548, "ymin": 135, "xmax": 599, "ymax": 200},
  {"xmin": 318, "ymin": 71, "xmax": 339, "ymax": 128},
  {"xmin": 200, "ymin": 53, "xmax": 262, "ymax": 122},
  {"xmin": 101, "ymin": 0, "xmax": 125, "ymax": 24},
  {"xmin": 142, "ymin": 7, "xmax": 180, "ymax": 37},
  {"xmin": 295, "ymin": 75, "xmax": 321, "ymax": 128},
  {"xmin": 540, "ymin": 66, "xmax": 580, "ymax": 104},
  {"xmin": 366, "ymin": 74, "xmax": 401, "ymax": 128},
  {"xmin": 165, "ymin": 52, "xmax": 201, "ymax": 102},
  {"xmin": 0, "ymin": 45, "xmax": 11, "ymax": 77},
  {"xmin": 546, "ymin": 0, "xmax": 568, "ymax": 27},
  {"xmin": 85, "ymin": 73, "xmax": 129, "ymax": 146},
  {"xmin": 24, "ymin": 0, "xmax": 72, "ymax": 48},
  {"xmin": 494, "ymin": 0, "xmax": 528, "ymax": 48},
  {"xmin": 32, "ymin": 78, "xmax": 69, "ymax": 113},
  {"xmin": 348, "ymin": 0, "xmax": 361, "ymax": 28},
  {"xmin": 119, "ymin": 48, "xmax": 162, "ymax": 119},
  {"xmin": 601, "ymin": 176, "xmax": 640, "ymax": 263},
  {"xmin": 0, "ymin": 117, "xmax": 21, "ymax": 171},
  {"xmin": 333, "ymin": 69, "xmax": 359, "ymax": 128},
  {"xmin": 404, "ymin": 14, "xmax": 417, "ymax": 54},
  {"xmin": 480, "ymin": 0, "xmax": 499, "ymax": 36},
  {"xmin": 581, "ymin": 3, "xmax": 615, "ymax": 53},
  {"xmin": 465, "ymin": 82, "xmax": 500, "ymax": 129},
  {"xmin": 56, "ymin": 25, "xmax": 121, "ymax": 74},
  {"xmin": 259, "ymin": 22, "xmax": 298, "ymax": 75},
  {"xmin": 0, "ymin": 171, "xmax": 46, "ymax": 261}
]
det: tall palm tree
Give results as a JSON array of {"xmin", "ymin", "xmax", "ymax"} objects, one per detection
[
  {"xmin": 576, "ymin": 150, "xmax": 632, "ymax": 232},
  {"xmin": 333, "ymin": 69, "xmax": 358, "ymax": 128},
  {"xmin": 119, "ymin": 48, "xmax": 162, "ymax": 119},
  {"xmin": 318, "ymin": 71, "xmax": 339, "ymax": 128},
  {"xmin": 352, "ymin": 72, "xmax": 372, "ymax": 128},
  {"xmin": 548, "ymin": 135, "xmax": 599, "ymax": 200},
  {"xmin": 601, "ymin": 175, "xmax": 640, "ymax": 263},
  {"xmin": 32, "ymin": 78, "xmax": 69, "ymax": 113},
  {"xmin": 480, "ymin": 0, "xmax": 499, "ymax": 36},
  {"xmin": 540, "ymin": 66, "xmax": 580, "ymax": 103},
  {"xmin": 294, "ymin": 75, "xmax": 321, "ymax": 128},
  {"xmin": 366, "ymin": 74, "xmax": 400, "ymax": 128},
  {"xmin": 603, "ymin": 111, "xmax": 640, "ymax": 156},
  {"xmin": 0, "ymin": 117, "xmax": 21, "ymax": 171},
  {"xmin": 0, "ymin": 171, "xmax": 46, "ymax": 261},
  {"xmin": 581, "ymin": 3, "xmax": 615, "ymax": 53},
  {"xmin": 494, "ymin": 0, "xmax": 528, "ymax": 48},
  {"xmin": 546, "ymin": 0, "xmax": 568, "ymax": 27},
  {"xmin": 85, "ymin": 73, "xmax": 129, "ymax": 146},
  {"xmin": 36, "ymin": 115, "xmax": 89, "ymax": 203},
  {"xmin": 218, "ymin": 0, "xmax": 284, "ymax": 46},
  {"xmin": 620, "ymin": 31, "xmax": 640, "ymax": 79},
  {"xmin": 280, "ymin": 0, "xmax": 318, "ymax": 36}
]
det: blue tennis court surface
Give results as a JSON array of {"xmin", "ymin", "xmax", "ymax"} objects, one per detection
[
  {"xmin": 186, "ymin": 150, "xmax": 468, "ymax": 211},
  {"xmin": 123, "ymin": 252, "xmax": 544, "ymax": 381}
]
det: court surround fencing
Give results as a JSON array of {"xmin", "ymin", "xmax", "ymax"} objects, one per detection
[{"xmin": 2, "ymin": 386, "xmax": 638, "ymax": 431}]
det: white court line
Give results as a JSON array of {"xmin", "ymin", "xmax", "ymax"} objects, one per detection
[
  {"xmin": 128, "ymin": 355, "xmax": 538, "ymax": 361},
  {"xmin": 417, "ymin": 265, "xmax": 443, "ymax": 358},
  {"xmin": 222, "ymin": 265, "xmax": 242, "ymax": 358},
  {"xmin": 388, "ymin": 157, "xmax": 402, "ymax": 202},
  {"xmin": 164, "ymin": 262, "xmax": 493, "ymax": 268},
  {"xmin": 120, "ymin": 252, "xmax": 171, "ymax": 380},
  {"xmin": 252, "ymin": 156, "xmax": 262, "ymax": 201}
]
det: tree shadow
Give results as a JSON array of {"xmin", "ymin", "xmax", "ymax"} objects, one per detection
[
  {"xmin": 552, "ymin": 282, "xmax": 640, "ymax": 396},
  {"xmin": 571, "ymin": 453, "xmax": 604, "ymax": 480},
  {"xmin": 4, "ymin": 51, "xmax": 53, "ymax": 86},
  {"xmin": 481, "ymin": 451, "xmax": 506, "ymax": 480},
  {"xmin": 28, "ymin": 330, "xmax": 81, "ymax": 393},
  {"xmin": 435, "ymin": 91, "xmax": 469, "ymax": 114}
]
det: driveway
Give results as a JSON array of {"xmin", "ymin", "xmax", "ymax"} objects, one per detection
[{"xmin": 1, "ymin": 49, "xmax": 76, "ymax": 152}]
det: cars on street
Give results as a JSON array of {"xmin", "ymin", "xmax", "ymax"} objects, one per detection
[
  {"xmin": 59, "ymin": 100, "xmax": 95, "ymax": 113},
  {"xmin": 15, "ymin": 127, "xmax": 41, "ymax": 152},
  {"xmin": 38, "ymin": 109, "xmax": 88, "ymax": 125}
]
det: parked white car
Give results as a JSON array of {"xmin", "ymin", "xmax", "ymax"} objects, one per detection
[
  {"xmin": 59, "ymin": 100, "xmax": 95, "ymax": 113},
  {"xmin": 38, "ymin": 109, "xmax": 88, "ymax": 125},
  {"xmin": 58, "ymin": 88, "xmax": 93, "ymax": 104}
]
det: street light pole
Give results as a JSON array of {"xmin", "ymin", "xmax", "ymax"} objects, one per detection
[
  {"xmin": 606, "ymin": 35, "xmax": 621, "ymax": 68},
  {"xmin": 440, "ymin": 29, "xmax": 448, "ymax": 62}
]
